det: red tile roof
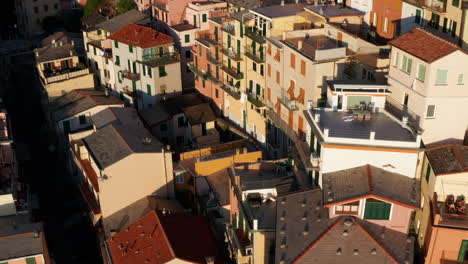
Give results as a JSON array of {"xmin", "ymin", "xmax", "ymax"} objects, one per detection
[
  {"xmin": 107, "ymin": 211, "xmax": 224, "ymax": 264},
  {"xmin": 390, "ymin": 28, "xmax": 461, "ymax": 63},
  {"xmin": 108, "ymin": 24, "xmax": 174, "ymax": 49}
]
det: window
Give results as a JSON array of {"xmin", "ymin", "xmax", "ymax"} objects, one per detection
[
  {"xmin": 290, "ymin": 53, "xmax": 295, "ymax": 69},
  {"xmin": 435, "ymin": 69, "xmax": 448, "ymax": 85},
  {"xmin": 79, "ymin": 115, "xmax": 87, "ymax": 125},
  {"xmin": 260, "ymin": 64, "xmax": 264, "ymax": 76},
  {"xmin": 267, "ymin": 64, "xmax": 271, "ymax": 77},
  {"xmin": 178, "ymin": 116, "xmax": 185, "ymax": 127},
  {"xmin": 252, "ymin": 62, "xmax": 257, "ymax": 72},
  {"xmin": 425, "ymin": 163, "xmax": 431, "ymax": 182},
  {"xmin": 193, "ymin": 15, "xmax": 197, "ymax": 27},
  {"xmin": 129, "ymin": 45, "xmax": 133, "ymax": 53},
  {"xmin": 34, "ymin": 6, "xmax": 38, "ymax": 13},
  {"xmin": 26, "ymin": 257, "xmax": 37, "ymax": 264},
  {"xmin": 148, "ymin": 67, "xmax": 152, "ymax": 78},
  {"xmin": 383, "ymin": 17, "xmax": 389, "ymax": 33},
  {"xmin": 443, "ymin": 18, "xmax": 448, "ymax": 32},
  {"xmin": 417, "ymin": 64, "xmax": 426, "ymax": 81},
  {"xmin": 458, "ymin": 240, "xmax": 468, "ymax": 262},
  {"xmin": 300, "ymin": 60, "xmax": 306, "ymax": 75},
  {"xmin": 415, "ymin": 9, "xmax": 421, "ymax": 24},
  {"xmin": 393, "ymin": 52, "xmax": 399, "ymax": 67},
  {"xmin": 202, "ymin": 14, "xmax": 207, "ymax": 23},
  {"xmin": 114, "ymin": 40, "xmax": 119, "ymax": 48},
  {"xmin": 453, "ymin": 0, "xmax": 460, "ymax": 7},
  {"xmin": 158, "ymin": 66, "xmax": 167, "ymax": 77},
  {"xmin": 215, "ymin": 89, "xmax": 219, "ymax": 98},
  {"xmin": 147, "ymin": 84, "xmax": 152, "ymax": 95},
  {"xmin": 451, "ymin": 20, "xmax": 457, "ymax": 37},
  {"xmin": 184, "ymin": 34, "xmax": 190, "ymax": 43},
  {"xmin": 44, "ymin": 4, "xmax": 48, "ymax": 12},
  {"xmin": 426, "ymin": 105, "xmax": 436, "ymax": 118},
  {"xmin": 401, "ymin": 56, "xmax": 412, "ymax": 73},
  {"xmin": 335, "ymin": 201, "xmax": 359, "ymax": 214},
  {"xmin": 97, "ymin": 29, "xmax": 102, "ymax": 35},
  {"xmin": 202, "ymin": 79, "xmax": 205, "ymax": 88},
  {"xmin": 430, "ymin": 13, "xmax": 440, "ymax": 29},
  {"xmin": 457, "ymin": 73, "xmax": 464, "ymax": 84},
  {"xmin": 364, "ymin": 199, "xmax": 391, "ymax": 220},
  {"xmin": 185, "ymin": 50, "xmax": 191, "ymax": 58},
  {"xmin": 93, "ymin": 46, "xmax": 96, "ymax": 55},
  {"xmin": 175, "ymin": 172, "xmax": 184, "ymax": 184}
]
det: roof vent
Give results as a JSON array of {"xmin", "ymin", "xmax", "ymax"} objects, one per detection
[
  {"xmin": 336, "ymin": 248, "xmax": 342, "ymax": 255},
  {"xmin": 142, "ymin": 137, "xmax": 152, "ymax": 144},
  {"xmin": 371, "ymin": 248, "xmax": 377, "ymax": 255},
  {"xmin": 353, "ymin": 249, "xmax": 359, "ymax": 255},
  {"xmin": 342, "ymin": 230, "xmax": 348, "ymax": 236},
  {"xmin": 344, "ymin": 219, "xmax": 353, "ymax": 226}
]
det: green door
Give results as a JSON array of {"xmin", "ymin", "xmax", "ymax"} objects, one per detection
[
  {"xmin": 132, "ymin": 80, "xmax": 137, "ymax": 92},
  {"xmin": 237, "ymin": 39, "xmax": 241, "ymax": 55},
  {"xmin": 63, "ymin": 120, "xmax": 71, "ymax": 133},
  {"xmin": 364, "ymin": 201, "xmax": 391, "ymax": 220},
  {"xmin": 458, "ymin": 240, "xmax": 468, "ymax": 262},
  {"xmin": 243, "ymin": 110, "xmax": 246, "ymax": 129},
  {"xmin": 201, "ymin": 123, "xmax": 207, "ymax": 136}
]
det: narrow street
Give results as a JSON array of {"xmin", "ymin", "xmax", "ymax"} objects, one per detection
[{"xmin": 2, "ymin": 58, "xmax": 101, "ymax": 264}]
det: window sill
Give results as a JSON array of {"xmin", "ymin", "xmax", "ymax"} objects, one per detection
[
  {"xmin": 434, "ymin": 83, "xmax": 448, "ymax": 86},
  {"xmin": 425, "ymin": 117, "xmax": 436, "ymax": 119}
]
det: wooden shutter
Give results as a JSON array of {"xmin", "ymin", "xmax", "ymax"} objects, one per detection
[
  {"xmin": 298, "ymin": 115, "xmax": 304, "ymax": 133},
  {"xmin": 290, "ymin": 53, "xmax": 295, "ymax": 69},
  {"xmin": 297, "ymin": 88, "xmax": 305, "ymax": 104},
  {"xmin": 267, "ymin": 88, "xmax": 271, "ymax": 101},
  {"xmin": 267, "ymin": 43, "xmax": 271, "ymax": 55},
  {"xmin": 288, "ymin": 80, "xmax": 295, "ymax": 99},
  {"xmin": 276, "ymin": 71, "xmax": 280, "ymax": 84},
  {"xmin": 267, "ymin": 64, "xmax": 271, "ymax": 77},
  {"xmin": 300, "ymin": 60, "xmax": 306, "ymax": 76},
  {"xmin": 275, "ymin": 99, "xmax": 281, "ymax": 116},
  {"xmin": 288, "ymin": 110, "xmax": 294, "ymax": 128}
]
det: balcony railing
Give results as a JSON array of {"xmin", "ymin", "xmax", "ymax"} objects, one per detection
[
  {"xmin": 207, "ymin": 53, "xmax": 222, "ymax": 65},
  {"xmin": 221, "ymin": 23, "xmax": 235, "ymax": 35},
  {"xmin": 207, "ymin": 73, "xmax": 222, "ymax": 84},
  {"xmin": 384, "ymin": 96, "xmax": 422, "ymax": 133},
  {"xmin": 247, "ymin": 92, "xmax": 265, "ymax": 108},
  {"xmin": 141, "ymin": 52, "xmax": 180, "ymax": 67},
  {"xmin": 245, "ymin": 27, "xmax": 266, "ymax": 44},
  {"xmin": 187, "ymin": 62, "xmax": 208, "ymax": 79},
  {"xmin": 197, "ymin": 35, "xmax": 220, "ymax": 46},
  {"xmin": 221, "ymin": 46, "xmax": 243, "ymax": 61},
  {"xmin": 433, "ymin": 193, "xmax": 468, "ymax": 229},
  {"xmin": 221, "ymin": 65, "xmax": 243, "ymax": 79},
  {"xmin": 221, "ymin": 83, "xmax": 241, "ymax": 100},
  {"xmin": 423, "ymin": 0, "xmax": 447, "ymax": 13},
  {"xmin": 244, "ymin": 45, "xmax": 265, "ymax": 63},
  {"xmin": 280, "ymin": 90, "xmax": 298, "ymax": 111},
  {"xmin": 42, "ymin": 68, "xmax": 90, "ymax": 84},
  {"xmin": 122, "ymin": 70, "xmax": 141, "ymax": 81}
]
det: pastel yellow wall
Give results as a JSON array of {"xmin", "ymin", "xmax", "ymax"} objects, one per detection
[
  {"xmin": 194, "ymin": 150, "xmax": 262, "ymax": 176},
  {"xmin": 45, "ymin": 73, "xmax": 95, "ymax": 100},
  {"xmin": 180, "ymin": 139, "xmax": 248, "ymax": 160}
]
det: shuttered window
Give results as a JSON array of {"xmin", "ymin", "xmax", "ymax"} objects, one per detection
[
  {"xmin": 435, "ymin": 69, "xmax": 448, "ymax": 85},
  {"xmin": 290, "ymin": 53, "xmax": 295, "ymax": 69},
  {"xmin": 267, "ymin": 64, "xmax": 271, "ymax": 77},
  {"xmin": 364, "ymin": 200, "xmax": 391, "ymax": 220},
  {"xmin": 458, "ymin": 240, "xmax": 468, "ymax": 262},
  {"xmin": 300, "ymin": 60, "xmax": 306, "ymax": 75},
  {"xmin": 79, "ymin": 115, "xmax": 87, "ymax": 125},
  {"xmin": 417, "ymin": 64, "xmax": 426, "ymax": 81},
  {"xmin": 426, "ymin": 105, "xmax": 436, "ymax": 118}
]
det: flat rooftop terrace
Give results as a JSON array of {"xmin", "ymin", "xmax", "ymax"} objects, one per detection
[
  {"xmin": 308, "ymin": 108, "xmax": 418, "ymax": 142},
  {"xmin": 283, "ymin": 34, "xmax": 347, "ymax": 61}
]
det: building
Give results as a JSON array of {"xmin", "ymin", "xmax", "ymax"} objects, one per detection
[
  {"xmin": 139, "ymin": 93, "xmax": 218, "ymax": 148},
  {"xmin": 106, "ymin": 210, "xmax": 224, "ymax": 264},
  {"xmin": 134, "ymin": 0, "xmax": 152, "ymax": 14},
  {"xmin": 414, "ymin": 143, "xmax": 468, "ymax": 263},
  {"xmin": 275, "ymin": 187, "xmax": 415, "ymax": 264},
  {"xmin": 108, "ymin": 23, "xmax": 182, "ymax": 109},
  {"xmin": 304, "ymin": 5, "xmax": 366, "ymax": 36},
  {"xmin": 83, "ymin": 9, "xmax": 148, "ymax": 92},
  {"xmin": 401, "ymin": 0, "xmax": 468, "ymax": 48},
  {"xmin": 346, "ymin": 0, "xmax": 374, "ymax": 31},
  {"xmin": 387, "ymin": 28, "xmax": 468, "ymax": 145},
  {"xmin": 370, "ymin": 0, "xmax": 403, "ymax": 43},
  {"xmin": 34, "ymin": 32, "xmax": 94, "ymax": 99},
  {"xmin": 152, "ymin": 0, "xmax": 199, "ymax": 27},
  {"xmin": 68, "ymin": 107, "xmax": 175, "ymax": 227},
  {"xmin": 226, "ymin": 161, "xmax": 300, "ymax": 264},
  {"xmin": 50, "ymin": 89, "xmax": 124, "ymax": 134},
  {"xmin": 15, "ymin": 0, "xmax": 61, "ymax": 38},
  {"xmin": 322, "ymin": 164, "xmax": 420, "ymax": 234}
]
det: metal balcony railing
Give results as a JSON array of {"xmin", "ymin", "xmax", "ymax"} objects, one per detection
[
  {"xmin": 244, "ymin": 45, "xmax": 265, "ymax": 63},
  {"xmin": 279, "ymin": 90, "xmax": 298, "ymax": 111},
  {"xmin": 221, "ymin": 65, "xmax": 243, "ymax": 79},
  {"xmin": 221, "ymin": 83, "xmax": 241, "ymax": 100},
  {"xmin": 221, "ymin": 23, "xmax": 235, "ymax": 35},
  {"xmin": 247, "ymin": 92, "xmax": 265, "ymax": 107},
  {"xmin": 221, "ymin": 46, "xmax": 243, "ymax": 61},
  {"xmin": 187, "ymin": 62, "xmax": 208, "ymax": 79},
  {"xmin": 141, "ymin": 52, "xmax": 180, "ymax": 67},
  {"xmin": 245, "ymin": 27, "xmax": 266, "ymax": 44},
  {"xmin": 384, "ymin": 96, "xmax": 422, "ymax": 133},
  {"xmin": 121, "ymin": 70, "xmax": 140, "ymax": 81}
]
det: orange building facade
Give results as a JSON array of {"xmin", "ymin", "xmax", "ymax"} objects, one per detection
[{"xmin": 371, "ymin": 0, "xmax": 403, "ymax": 43}]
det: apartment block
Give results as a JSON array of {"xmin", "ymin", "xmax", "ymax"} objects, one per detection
[
  {"xmin": 387, "ymin": 28, "xmax": 468, "ymax": 145},
  {"xmin": 15, "ymin": 0, "xmax": 61, "ymax": 38},
  {"xmin": 83, "ymin": 9, "xmax": 148, "ymax": 91},
  {"xmin": 370, "ymin": 0, "xmax": 403, "ymax": 43},
  {"xmin": 34, "ymin": 32, "xmax": 94, "ymax": 99},
  {"xmin": 415, "ymin": 143, "xmax": 468, "ymax": 263},
  {"xmin": 109, "ymin": 23, "xmax": 182, "ymax": 110},
  {"xmin": 68, "ymin": 107, "xmax": 175, "ymax": 229}
]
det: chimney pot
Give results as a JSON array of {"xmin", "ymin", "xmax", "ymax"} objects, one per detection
[{"xmin": 298, "ymin": 40, "xmax": 303, "ymax": 50}]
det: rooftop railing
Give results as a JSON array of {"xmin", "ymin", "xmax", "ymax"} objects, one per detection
[
  {"xmin": 221, "ymin": 65, "xmax": 243, "ymax": 80},
  {"xmin": 247, "ymin": 91, "xmax": 265, "ymax": 108},
  {"xmin": 245, "ymin": 27, "xmax": 266, "ymax": 44},
  {"xmin": 141, "ymin": 52, "xmax": 180, "ymax": 67},
  {"xmin": 221, "ymin": 83, "xmax": 241, "ymax": 100}
]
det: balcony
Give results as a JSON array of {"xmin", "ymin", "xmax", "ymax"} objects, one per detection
[
  {"xmin": 42, "ymin": 67, "xmax": 90, "ymax": 85},
  {"xmin": 244, "ymin": 45, "xmax": 265, "ymax": 63},
  {"xmin": 221, "ymin": 65, "xmax": 243, "ymax": 80},
  {"xmin": 187, "ymin": 62, "xmax": 208, "ymax": 79},
  {"xmin": 122, "ymin": 70, "xmax": 141, "ymax": 81},
  {"xmin": 247, "ymin": 92, "xmax": 265, "ymax": 108},
  {"xmin": 207, "ymin": 53, "xmax": 221, "ymax": 65},
  {"xmin": 245, "ymin": 27, "xmax": 266, "ymax": 44},
  {"xmin": 433, "ymin": 193, "xmax": 468, "ymax": 229},
  {"xmin": 279, "ymin": 90, "xmax": 299, "ymax": 111},
  {"xmin": 221, "ymin": 46, "xmax": 243, "ymax": 61},
  {"xmin": 123, "ymin": 86, "xmax": 140, "ymax": 98},
  {"xmin": 197, "ymin": 35, "xmax": 221, "ymax": 47},
  {"xmin": 221, "ymin": 23, "xmax": 235, "ymax": 35},
  {"xmin": 221, "ymin": 83, "xmax": 241, "ymax": 100},
  {"xmin": 384, "ymin": 96, "xmax": 422, "ymax": 133},
  {"xmin": 207, "ymin": 73, "xmax": 222, "ymax": 85},
  {"xmin": 141, "ymin": 52, "xmax": 180, "ymax": 67},
  {"xmin": 423, "ymin": 0, "xmax": 447, "ymax": 13},
  {"xmin": 226, "ymin": 225, "xmax": 252, "ymax": 257}
]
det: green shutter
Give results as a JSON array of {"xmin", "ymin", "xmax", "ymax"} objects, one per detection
[
  {"xmin": 415, "ymin": 9, "xmax": 421, "ymax": 24},
  {"xmin": 458, "ymin": 240, "xmax": 468, "ymax": 262},
  {"xmin": 147, "ymin": 84, "xmax": 152, "ymax": 95},
  {"xmin": 436, "ymin": 69, "xmax": 448, "ymax": 84},
  {"xmin": 148, "ymin": 67, "xmax": 152, "ymax": 77},
  {"xmin": 216, "ymin": 66, "xmax": 219, "ymax": 79},
  {"xmin": 237, "ymin": 39, "xmax": 241, "ymax": 55},
  {"xmin": 114, "ymin": 40, "xmax": 119, "ymax": 48},
  {"xmin": 215, "ymin": 89, "xmax": 219, "ymax": 98},
  {"xmin": 93, "ymin": 46, "xmax": 96, "ymax": 55},
  {"xmin": 443, "ymin": 17, "xmax": 448, "ymax": 32},
  {"xmin": 418, "ymin": 64, "xmax": 426, "ymax": 81},
  {"xmin": 364, "ymin": 202, "xmax": 391, "ymax": 220},
  {"xmin": 129, "ymin": 45, "xmax": 133, "ymax": 53},
  {"xmin": 127, "ymin": 59, "xmax": 131, "ymax": 70},
  {"xmin": 97, "ymin": 29, "xmax": 102, "ymax": 35},
  {"xmin": 259, "ymin": 46, "xmax": 264, "ymax": 60},
  {"xmin": 237, "ymin": 62, "xmax": 240, "ymax": 74},
  {"xmin": 227, "ymin": 34, "xmax": 231, "ymax": 48},
  {"xmin": 401, "ymin": 56, "xmax": 407, "ymax": 70},
  {"xmin": 260, "ymin": 64, "xmax": 264, "ymax": 76},
  {"xmin": 452, "ymin": 21, "xmax": 457, "ymax": 37},
  {"xmin": 132, "ymin": 62, "xmax": 136, "ymax": 73},
  {"xmin": 159, "ymin": 66, "xmax": 167, "ymax": 77},
  {"xmin": 193, "ymin": 15, "xmax": 197, "ymax": 27},
  {"xmin": 214, "ymin": 27, "xmax": 218, "ymax": 41},
  {"xmin": 425, "ymin": 163, "xmax": 431, "ymax": 182},
  {"xmin": 185, "ymin": 34, "xmax": 190, "ymax": 43},
  {"xmin": 228, "ymin": 58, "xmax": 231, "ymax": 69},
  {"xmin": 115, "ymin": 55, "xmax": 120, "ymax": 66},
  {"xmin": 407, "ymin": 58, "xmax": 412, "ymax": 73},
  {"xmin": 202, "ymin": 14, "xmax": 207, "ymax": 23},
  {"xmin": 79, "ymin": 115, "xmax": 87, "ymax": 125},
  {"xmin": 63, "ymin": 120, "xmax": 71, "ymax": 133},
  {"xmin": 453, "ymin": 0, "xmax": 460, "ymax": 7},
  {"xmin": 249, "ymin": 80, "xmax": 253, "ymax": 92},
  {"xmin": 26, "ymin": 257, "xmax": 37, "ymax": 264},
  {"xmin": 143, "ymin": 65, "xmax": 146, "ymax": 76},
  {"xmin": 132, "ymin": 80, "xmax": 137, "ymax": 92},
  {"xmin": 256, "ymin": 83, "xmax": 261, "ymax": 95},
  {"xmin": 253, "ymin": 62, "xmax": 257, "ymax": 72}
]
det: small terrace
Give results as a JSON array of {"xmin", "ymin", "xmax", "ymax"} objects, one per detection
[
  {"xmin": 283, "ymin": 33, "xmax": 346, "ymax": 62},
  {"xmin": 221, "ymin": 22, "xmax": 236, "ymax": 35},
  {"xmin": 433, "ymin": 193, "xmax": 468, "ymax": 229},
  {"xmin": 403, "ymin": 0, "xmax": 447, "ymax": 13},
  {"xmin": 42, "ymin": 67, "xmax": 90, "ymax": 85},
  {"xmin": 141, "ymin": 52, "xmax": 180, "ymax": 67},
  {"xmin": 221, "ymin": 83, "xmax": 241, "ymax": 100},
  {"xmin": 245, "ymin": 27, "xmax": 266, "ymax": 44},
  {"xmin": 221, "ymin": 46, "xmax": 243, "ymax": 61},
  {"xmin": 279, "ymin": 89, "xmax": 298, "ymax": 111},
  {"xmin": 247, "ymin": 91, "xmax": 265, "ymax": 108},
  {"xmin": 121, "ymin": 70, "xmax": 141, "ymax": 81},
  {"xmin": 221, "ymin": 65, "xmax": 244, "ymax": 80}
]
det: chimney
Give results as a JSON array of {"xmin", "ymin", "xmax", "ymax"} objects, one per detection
[
  {"xmin": 72, "ymin": 40, "xmax": 75, "ymax": 46},
  {"xmin": 35, "ymin": 51, "xmax": 39, "ymax": 57},
  {"xmin": 69, "ymin": 50, "xmax": 73, "ymax": 56},
  {"xmin": 464, "ymin": 129, "xmax": 468, "ymax": 146},
  {"xmin": 282, "ymin": 32, "xmax": 287, "ymax": 41},
  {"xmin": 281, "ymin": 0, "xmax": 284, "ymax": 5},
  {"xmin": 205, "ymin": 256, "xmax": 215, "ymax": 264},
  {"xmin": 298, "ymin": 40, "xmax": 303, "ymax": 50}
]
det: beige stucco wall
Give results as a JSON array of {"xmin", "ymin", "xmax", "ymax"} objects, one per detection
[
  {"xmin": 99, "ymin": 151, "xmax": 174, "ymax": 219},
  {"xmin": 45, "ymin": 73, "xmax": 95, "ymax": 100},
  {"xmin": 425, "ymin": 226, "xmax": 468, "ymax": 263},
  {"xmin": 253, "ymin": 231, "xmax": 275, "ymax": 264},
  {"xmin": 15, "ymin": 0, "xmax": 61, "ymax": 38}
]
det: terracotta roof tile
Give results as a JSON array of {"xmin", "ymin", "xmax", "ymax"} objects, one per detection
[
  {"xmin": 108, "ymin": 24, "xmax": 174, "ymax": 49},
  {"xmin": 426, "ymin": 144, "xmax": 468, "ymax": 175},
  {"xmin": 390, "ymin": 28, "xmax": 460, "ymax": 63}
]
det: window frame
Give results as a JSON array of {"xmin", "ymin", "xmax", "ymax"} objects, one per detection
[
  {"xmin": 426, "ymin": 104, "xmax": 436, "ymax": 119},
  {"xmin": 435, "ymin": 69, "xmax": 448, "ymax": 85}
]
